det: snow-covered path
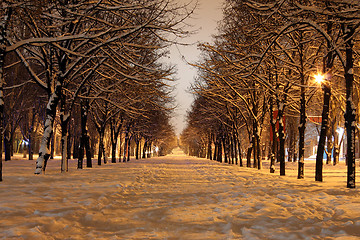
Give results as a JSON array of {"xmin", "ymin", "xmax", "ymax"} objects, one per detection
[{"xmin": 1, "ymin": 149, "xmax": 360, "ymax": 239}]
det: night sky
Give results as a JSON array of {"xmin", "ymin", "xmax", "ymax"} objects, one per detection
[{"xmin": 169, "ymin": 0, "xmax": 224, "ymax": 135}]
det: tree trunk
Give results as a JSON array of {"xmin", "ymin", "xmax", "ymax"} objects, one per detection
[
  {"xmin": 213, "ymin": 136, "xmax": 218, "ymax": 161},
  {"xmin": 255, "ymin": 130, "xmax": 261, "ymax": 170},
  {"xmin": 28, "ymin": 130, "xmax": 33, "ymax": 160},
  {"xmin": 333, "ymin": 131, "xmax": 339, "ymax": 166},
  {"xmin": 127, "ymin": 137, "xmax": 131, "ymax": 161},
  {"xmin": 9, "ymin": 125, "xmax": 15, "ymax": 158},
  {"xmin": 278, "ymin": 104, "xmax": 286, "ymax": 176},
  {"xmin": 297, "ymin": 84, "xmax": 306, "ymax": 178},
  {"xmin": 139, "ymin": 140, "xmax": 142, "ymax": 159},
  {"xmin": 135, "ymin": 137, "xmax": 140, "ymax": 160},
  {"xmin": 67, "ymin": 128, "xmax": 72, "ymax": 160},
  {"xmin": 326, "ymin": 139, "xmax": 332, "ymax": 165},
  {"xmin": 246, "ymin": 146, "xmax": 252, "ymax": 168},
  {"xmin": 233, "ymin": 132, "xmax": 238, "ymax": 165},
  {"xmin": 230, "ymin": 136, "xmax": 234, "ymax": 164},
  {"xmin": 109, "ymin": 129, "xmax": 116, "ymax": 163},
  {"xmin": 84, "ymin": 135, "xmax": 92, "ymax": 168},
  {"xmin": 288, "ymin": 136, "xmax": 294, "ymax": 163},
  {"xmin": 343, "ymin": 24, "xmax": 356, "ymax": 188},
  {"xmin": 102, "ymin": 141, "xmax": 107, "ymax": 164},
  {"xmin": 270, "ymin": 90, "xmax": 277, "ymax": 173},
  {"xmin": 78, "ymin": 99, "xmax": 92, "ymax": 169},
  {"xmin": 110, "ymin": 118, "xmax": 122, "ymax": 163},
  {"xmin": 238, "ymin": 136, "xmax": 243, "ymax": 167},
  {"xmin": 315, "ymin": 20, "xmax": 335, "ymax": 182},
  {"xmin": 118, "ymin": 133, "xmax": 123, "ymax": 161},
  {"xmin": 60, "ymin": 113, "xmax": 70, "ymax": 172},
  {"xmin": 142, "ymin": 140, "xmax": 147, "ymax": 159},
  {"xmin": 0, "ymin": 69, "xmax": 3, "ymax": 180},
  {"xmin": 270, "ymin": 108, "xmax": 276, "ymax": 174},
  {"xmin": 78, "ymin": 134, "xmax": 84, "ymax": 169},
  {"xmin": 238, "ymin": 142, "xmax": 244, "ymax": 167},
  {"xmin": 217, "ymin": 137, "xmax": 222, "ymax": 163},
  {"xmin": 10, "ymin": 135, "xmax": 13, "ymax": 157},
  {"xmin": 223, "ymin": 136, "xmax": 228, "ymax": 164},
  {"xmin": 326, "ymin": 122, "xmax": 333, "ymax": 165},
  {"xmin": 78, "ymin": 99, "xmax": 88, "ymax": 168},
  {"xmin": 35, "ymin": 77, "xmax": 63, "ymax": 174},
  {"xmin": 147, "ymin": 142, "xmax": 152, "ymax": 158},
  {"xmin": 123, "ymin": 129, "xmax": 129, "ymax": 162},
  {"xmin": 98, "ymin": 130, "xmax": 104, "ymax": 166},
  {"xmin": 252, "ymin": 136, "xmax": 257, "ymax": 168},
  {"xmin": 4, "ymin": 128, "xmax": 11, "ymax": 161},
  {"xmin": 297, "ymin": 33, "xmax": 306, "ymax": 178},
  {"xmin": 111, "ymin": 141, "xmax": 117, "ymax": 163},
  {"xmin": 315, "ymin": 84, "xmax": 331, "ymax": 182},
  {"xmin": 0, "ymin": 134, "xmax": 2, "ymax": 181},
  {"xmin": 60, "ymin": 130, "xmax": 68, "ymax": 172},
  {"xmin": 50, "ymin": 129, "xmax": 55, "ymax": 160},
  {"xmin": 60, "ymin": 94, "xmax": 70, "ymax": 173},
  {"xmin": 0, "ymin": 4, "xmax": 13, "ymax": 181},
  {"xmin": 28, "ymin": 108, "xmax": 35, "ymax": 160},
  {"xmin": 207, "ymin": 133, "xmax": 212, "ymax": 160},
  {"xmin": 73, "ymin": 136, "xmax": 79, "ymax": 159}
]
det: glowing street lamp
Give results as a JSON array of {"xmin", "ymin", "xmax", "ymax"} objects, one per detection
[{"xmin": 314, "ymin": 73, "xmax": 325, "ymax": 84}]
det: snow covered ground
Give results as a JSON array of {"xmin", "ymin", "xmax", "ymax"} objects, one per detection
[{"xmin": 1, "ymin": 148, "xmax": 360, "ymax": 239}]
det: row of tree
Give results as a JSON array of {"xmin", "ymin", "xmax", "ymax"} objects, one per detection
[
  {"xmin": 0, "ymin": 0, "xmax": 190, "ymax": 180},
  {"xmin": 181, "ymin": 0, "xmax": 360, "ymax": 188}
]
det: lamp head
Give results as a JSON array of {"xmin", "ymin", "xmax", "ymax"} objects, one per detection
[{"xmin": 314, "ymin": 73, "xmax": 325, "ymax": 84}]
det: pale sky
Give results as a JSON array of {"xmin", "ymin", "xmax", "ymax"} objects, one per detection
[{"xmin": 169, "ymin": 0, "xmax": 224, "ymax": 135}]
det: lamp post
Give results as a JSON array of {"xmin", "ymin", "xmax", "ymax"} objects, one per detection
[{"xmin": 315, "ymin": 73, "xmax": 331, "ymax": 182}]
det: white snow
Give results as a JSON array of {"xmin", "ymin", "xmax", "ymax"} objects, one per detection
[{"xmin": 1, "ymin": 148, "xmax": 360, "ymax": 239}]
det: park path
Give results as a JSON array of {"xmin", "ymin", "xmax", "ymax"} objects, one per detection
[{"xmin": 1, "ymin": 148, "xmax": 360, "ymax": 239}]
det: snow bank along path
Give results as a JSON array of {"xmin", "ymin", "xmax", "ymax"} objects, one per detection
[{"xmin": 1, "ymin": 149, "xmax": 360, "ymax": 239}]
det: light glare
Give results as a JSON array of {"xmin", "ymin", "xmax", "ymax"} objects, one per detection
[{"xmin": 314, "ymin": 74, "xmax": 325, "ymax": 84}]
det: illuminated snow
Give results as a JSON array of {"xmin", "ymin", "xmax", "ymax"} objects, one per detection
[{"xmin": 0, "ymin": 148, "xmax": 359, "ymax": 239}]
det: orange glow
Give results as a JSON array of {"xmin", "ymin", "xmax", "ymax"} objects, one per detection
[{"xmin": 314, "ymin": 73, "xmax": 325, "ymax": 84}]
